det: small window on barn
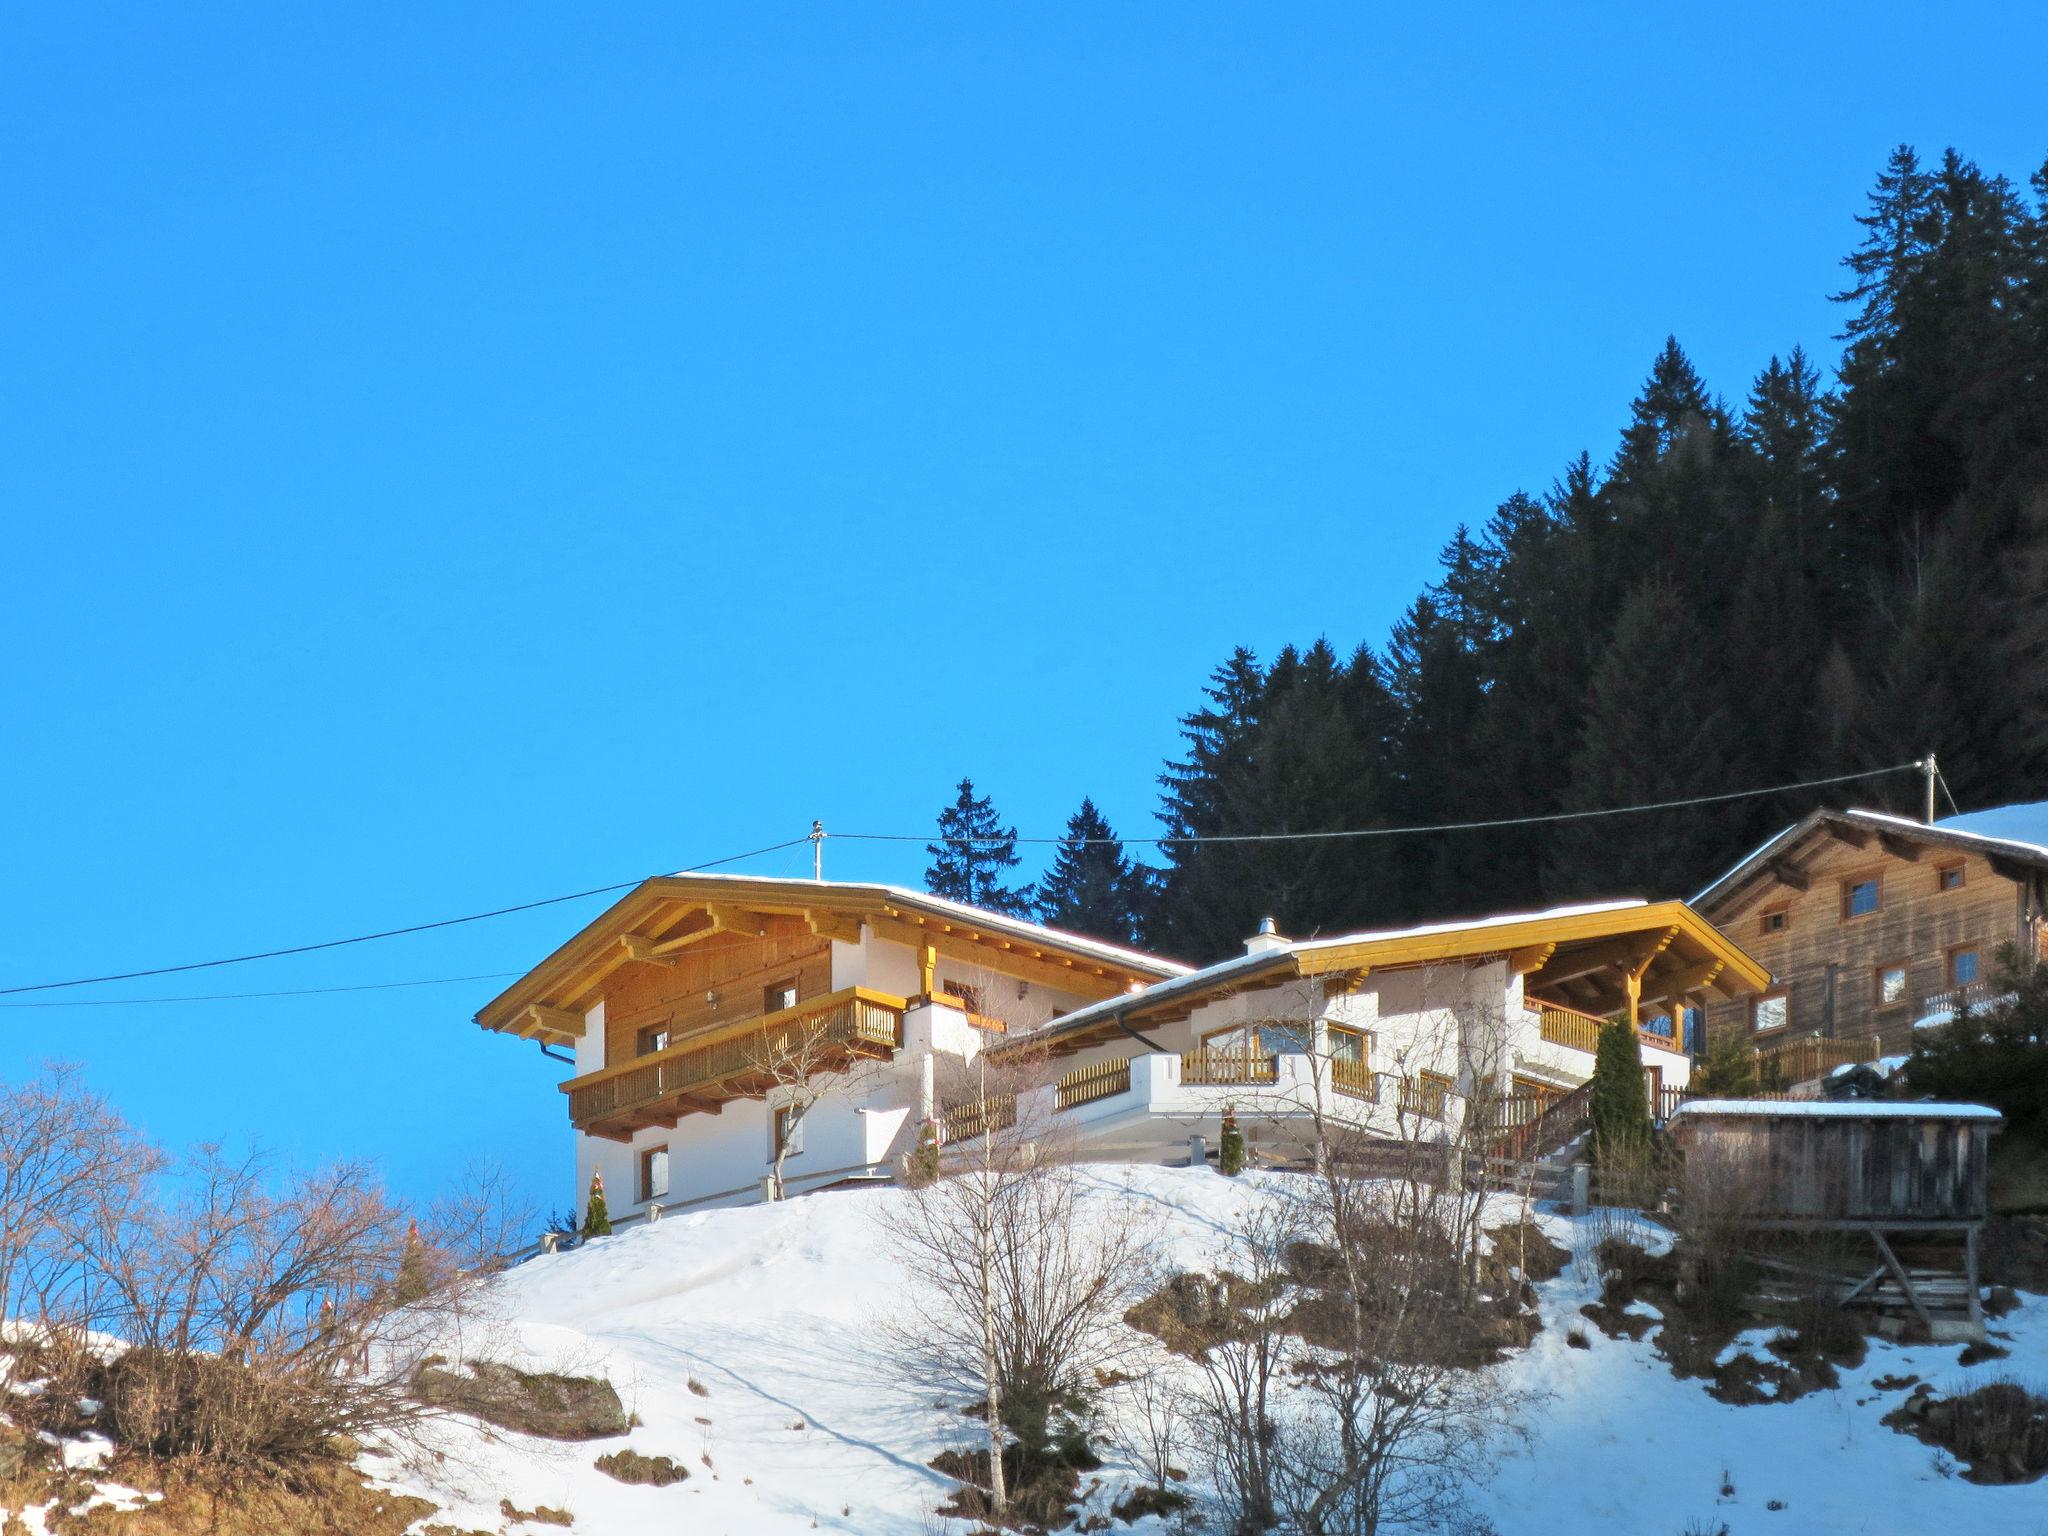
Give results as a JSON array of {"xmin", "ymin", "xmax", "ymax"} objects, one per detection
[
  {"xmin": 1875, "ymin": 963, "xmax": 1908, "ymax": 1008},
  {"xmin": 1950, "ymin": 947, "xmax": 1981, "ymax": 987},
  {"xmin": 1937, "ymin": 863, "xmax": 1965, "ymax": 893},
  {"xmin": 1843, "ymin": 877, "xmax": 1881, "ymax": 918},
  {"xmin": 1758, "ymin": 908, "xmax": 1788, "ymax": 936},
  {"xmin": 763, "ymin": 978, "xmax": 799, "ymax": 1015},
  {"xmin": 1752, "ymin": 992, "xmax": 1788, "ymax": 1033},
  {"xmin": 637, "ymin": 1025, "xmax": 670, "ymax": 1056}
]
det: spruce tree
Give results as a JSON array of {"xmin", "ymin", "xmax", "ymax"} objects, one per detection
[
  {"xmin": 582, "ymin": 1171, "xmax": 611, "ymax": 1239},
  {"xmin": 1034, "ymin": 798, "xmax": 1150, "ymax": 947},
  {"xmin": 395, "ymin": 1217, "xmax": 432, "ymax": 1304},
  {"xmin": 1587, "ymin": 1022, "xmax": 1652, "ymax": 1170},
  {"xmin": 924, "ymin": 778, "xmax": 1032, "ymax": 917}
]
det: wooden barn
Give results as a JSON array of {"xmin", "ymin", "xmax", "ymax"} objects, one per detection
[{"xmin": 1670, "ymin": 1099, "xmax": 2004, "ymax": 1340}]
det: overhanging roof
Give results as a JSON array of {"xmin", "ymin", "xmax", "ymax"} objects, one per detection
[
  {"xmin": 1693, "ymin": 806, "xmax": 2048, "ymax": 916},
  {"xmin": 475, "ymin": 872, "xmax": 1189, "ymax": 1043},
  {"xmin": 1004, "ymin": 899, "xmax": 1771, "ymax": 1057}
]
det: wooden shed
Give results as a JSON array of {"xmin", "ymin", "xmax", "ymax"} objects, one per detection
[{"xmin": 1670, "ymin": 1099, "xmax": 2004, "ymax": 1339}]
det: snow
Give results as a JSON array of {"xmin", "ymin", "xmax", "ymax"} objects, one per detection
[
  {"xmin": 343, "ymin": 1164, "xmax": 2048, "ymax": 1535},
  {"xmin": 1935, "ymin": 799, "xmax": 2048, "ymax": 855},
  {"xmin": 1672, "ymin": 1099, "xmax": 2002, "ymax": 1120},
  {"xmin": 1828, "ymin": 1055, "xmax": 1910, "ymax": 1079}
]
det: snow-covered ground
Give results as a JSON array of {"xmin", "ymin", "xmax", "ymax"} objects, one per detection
[{"xmin": 360, "ymin": 1165, "xmax": 2044, "ymax": 1535}]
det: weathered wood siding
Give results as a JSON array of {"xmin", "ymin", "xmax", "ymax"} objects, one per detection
[
  {"xmin": 1703, "ymin": 840, "xmax": 2029, "ymax": 1054},
  {"xmin": 1676, "ymin": 1114, "xmax": 1994, "ymax": 1223},
  {"xmin": 602, "ymin": 922, "xmax": 833, "ymax": 1065}
]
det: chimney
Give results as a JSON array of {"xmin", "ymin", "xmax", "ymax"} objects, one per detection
[{"xmin": 1243, "ymin": 916, "xmax": 1288, "ymax": 956}]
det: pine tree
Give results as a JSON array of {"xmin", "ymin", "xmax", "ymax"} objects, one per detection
[
  {"xmin": 394, "ymin": 1217, "xmax": 433, "ymax": 1304},
  {"xmin": 1217, "ymin": 1104, "xmax": 1245, "ymax": 1176},
  {"xmin": 1548, "ymin": 581, "xmax": 1741, "ymax": 899},
  {"xmin": 1034, "ymin": 798, "xmax": 1150, "ymax": 947},
  {"xmin": 1587, "ymin": 1022, "xmax": 1651, "ymax": 1170},
  {"xmin": 924, "ymin": 778, "xmax": 1033, "ymax": 917},
  {"xmin": 582, "ymin": 1171, "xmax": 611, "ymax": 1239}
]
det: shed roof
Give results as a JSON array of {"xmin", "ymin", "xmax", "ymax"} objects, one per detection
[{"xmin": 1671, "ymin": 1099, "xmax": 2003, "ymax": 1122}]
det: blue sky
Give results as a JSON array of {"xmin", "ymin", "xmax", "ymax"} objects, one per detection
[{"xmin": 4, "ymin": 4, "xmax": 2044, "ymax": 1213}]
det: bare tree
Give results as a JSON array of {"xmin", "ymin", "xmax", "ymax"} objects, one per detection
[
  {"xmin": 743, "ymin": 1003, "xmax": 895, "ymax": 1199},
  {"xmin": 881, "ymin": 1044, "xmax": 1146, "ymax": 1522},
  {"xmin": 0, "ymin": 1064, "xmax": 160, "ymax": 1322}
]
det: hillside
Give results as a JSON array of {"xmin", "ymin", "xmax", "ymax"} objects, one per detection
[{"xmin": 351, "ymin": 1166, "xmax": 2045, "ymax": 1536}]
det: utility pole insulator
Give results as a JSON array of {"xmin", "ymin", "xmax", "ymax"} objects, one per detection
[
  {"xmin": 809, "ymin": 820, "xmax": 827, "ymax": 881},
  {"xmin": 1922, "ymin": 755, "xmax": 1938, "ymax": 826}
]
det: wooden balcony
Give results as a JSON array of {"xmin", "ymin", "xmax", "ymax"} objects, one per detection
[
  {"xmin": 1527, "ymin": 998, "xmax": 1687, "ymax": 1056},
  {"xmin": 564, "ymin": 987, "xmax": 905, "ymax": 1141},
  {"xmin": 939, "ymin": 1091, "xmax": 1018, "ymax": 1143},
  {"xmin": 1179, "ymin": 1045, "xmax": 1279, "ymax": 1087}
]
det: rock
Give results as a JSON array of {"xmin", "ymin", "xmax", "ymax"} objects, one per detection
[
  {"xmin": 411, "ymin": 1361, "xmax": 629, "ymax": 1441},
  {"xmin": 1987, "ymin": 1285, "xmax": 2021, "ymax": 1318},
  {"xmin": 594, "ymin": 1449, "xmax": 689, "ymax": 1487},
  {"xmin": 0, "ymin": 1423, "xmax": 36, "ymax": 1480}
]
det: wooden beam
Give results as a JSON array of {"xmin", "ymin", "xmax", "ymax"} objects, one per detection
[
  {"xmin": 1988, "ymin": 853, "xmax": 2035, "ymax": 885},
  {"xmin": 704, "ymin": 904, "xmax": 772, "ymax": 938},
  {"xmin": 520, "ymin": 1003, "xmax": 584, "ymax": 1041},
  {"xmin": 1766, "ymin": 859, "xmax": 1810, "ymax": 893},
  {"xmin": 1870, "ymin": 1230, "xmax": 1935, "ymax": 1333},
  {"xmin": 805, "ymin": 910, "xmax": 864, "ymax": 945},
  {"xmin": 1824, "ymin": 821, "xmax": 1871, "ymax": 849},
  {"xmin": 1641, "ymin": 957, "xmax": 1725, "ymax": 1007},
  {"xmin": 1508, "ymin": 943, "xmax": 1557, "ymax": 976},
  {"xmin": 1876, "ymin": 831, "xmax": 1922, "ymax": 862},
  {"xmin": 1541, "ymin": 931, "xmax": 1674, "ymax": 986}
]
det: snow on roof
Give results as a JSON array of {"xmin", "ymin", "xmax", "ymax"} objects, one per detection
[
  {"xmin": 1671, "ymin": 1099, "xmax": 2003, "ymax": 1121},
  {"xmin": 651, "ymin": 869, "xmax": 1189, "ymax": 976},
  {"xmin": 1017, "ymin": 899, "xmax": 1655, "ymax": 1045},
  {"xmin": 1283, "ymin": 899, "xmax": 1648, "ymax": 955},
  {"xmin": 1694, "ymin": 800, "xmax": 2048, "ymax": 909},
  {"xmin": 1939, "ymin": 798, "xmax": 2048, "ymax": 850}
]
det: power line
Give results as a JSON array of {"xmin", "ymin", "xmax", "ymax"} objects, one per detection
[
  {"xmin": 841, "ymin": 761, "xmax": 1927, "ymax": 847},
  {"xmin": 0, "ymin": 760, "xmax": 1924, "ymax": 1005},
  {"xmin": 0, "ymin": 836, "xmax": 813, "ymax": 999},
  {"xmin": 0, "ymin": 972, "xmax": 523, "ymax": 1009}
]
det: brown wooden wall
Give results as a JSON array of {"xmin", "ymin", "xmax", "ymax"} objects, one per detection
[
  {"xmin": 1703, "ymin": 841, "xmax": 2030, "ymax": 1054},
  {"xmin": 601, "ymin": 922, "xmax": 833, "ymax": 1065},
  {"xmin": 1677, "ymin": 1114, "xmax": 1993, "ymax": 1223}
]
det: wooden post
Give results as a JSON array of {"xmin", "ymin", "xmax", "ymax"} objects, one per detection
[
  {"xmin": 1871, "ymin": 1230, "xmax": 1935, "ymax": 1334},
  {"xmin": 1965, "ymin": 1224, "xmax": 1986, "ymax": 1334},
  {"xmin": 918, "ymin": 940, "xmax": 938, "ymax": 999}
]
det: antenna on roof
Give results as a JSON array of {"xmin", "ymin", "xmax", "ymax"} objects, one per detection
[
  {"xmin": 1921, "ymin": 756, "xmax": 1938, "ymax": 826},
  {"xmin": 809, "ymin": 820, "xmax": 828, "ymax": 881}
]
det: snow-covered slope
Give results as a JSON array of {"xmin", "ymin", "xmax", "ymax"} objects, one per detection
[{"xmin": 371, "ymin": 1166, "xmax": 2048, "ymax": 1535}]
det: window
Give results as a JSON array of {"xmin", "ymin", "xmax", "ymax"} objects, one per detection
[
  {"xmin": 1843, "ymin": 877, "xmax": 1881, "ymax": 918},
  {"xmin": 762, "ymin": 978, "xmax": 799, "ymax": 1015},
  {"xmin": 1642, "ymin": 1009, "xmax": 1675, "ymax": 1039},
  {"xmin": 1875, "ymin": 963, "xmax": 1908, "ymax": 1007},
  {"xmin": 1679, "ymin": 1003, "xmax": 1704, "ymax": 1056},
  {"xmin": 1257, "ymin": 1020, "xmax": 1313, "ymax": 1056},
  {"xmin": 639, "ymin": 1146, "xmax": 670, "ymax": 1202},
  {"xmin": 940, "ymin": 978, "xmax": 985, "ymax": 1015},
  {"xmin": 1938, "ymin": 863, "xmax": 1966, "ymax": 893},
  {"xmin": 637, "ymin": 1025, "xmax": 670, "ymax": 1056},
  {"xmin": 1951, "ymin": 947, "xmax": 1981, "ymax": 987},
  {"xmin": 773, "ymin": 1104, "xmax": 806, "ymax": 1161},
  {"xmin": 1758, "ymin": 908, "xmax": 1788, "ymax": 936},
  {"xmin": 1327, "ymin": 1025, "xmax": 1368, "ymax": 1064},
  {"xmin": 1752, "ymin": 992, "xmax": 1788, "ymax": 1033}
]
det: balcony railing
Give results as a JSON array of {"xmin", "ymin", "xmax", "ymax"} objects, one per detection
[
  {"xmin": 565, "ymin": 987, "xmax": 904, "ymax": 1129},
  {"xmin": 1331, "ymin": 1058, "xmax": 1378, "ymax": 1102},
  {"xmin": 1922, "ymin": 980, "xmax": 1996, "ymax": 1018},
  {"xmin": 940, "ymin": 1092, "xmax": 1018, "ymax": 1143},
  {"xmin": 1055, "ymin": 1056, "xmax": 1133, "ymax": 1112},
  {"xmin": 1751, "ymin": 1031, "xmax": 1882, "ymax": 1090},
  {"xmin": 1180, "ymin": 1046, "xmax": 1279, "ymax": 1087},
  {"xmin": 1528, "ymin": 999, "xmax": 1687, "ymax": 1056}
]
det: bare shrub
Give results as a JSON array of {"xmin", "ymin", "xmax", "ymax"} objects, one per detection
[{"xmin": 1180, "ymin": 1203, "xmax": 1296, "ymax": 1536}]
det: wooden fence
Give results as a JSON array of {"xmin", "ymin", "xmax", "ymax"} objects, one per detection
[
  {"xmin": 1055, "ymin": 1056, "xmax": 1132, "ymax": 1111},
  {"xmin": 1179, "ymin": 1046, "xmax": 1278, "ymax": 1086}
]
